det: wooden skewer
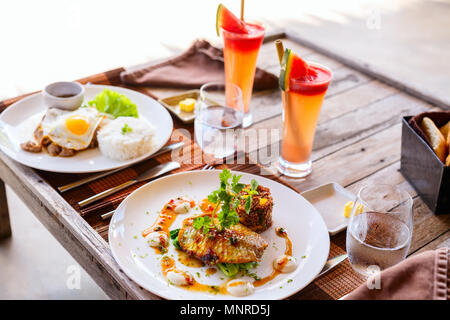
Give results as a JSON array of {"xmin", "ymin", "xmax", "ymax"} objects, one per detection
[{"xmin": 241, "ymin": 0, "xmax": 245, "ymax": 21}]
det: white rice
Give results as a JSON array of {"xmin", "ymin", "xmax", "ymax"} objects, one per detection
[{"xmin": 97, "ymin": 116, "xmax": 155, "ymax": 161}]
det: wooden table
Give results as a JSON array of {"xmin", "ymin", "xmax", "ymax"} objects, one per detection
[{"xmin": 0, "ymin": 32, "xmax": 449, "ymax": 299}]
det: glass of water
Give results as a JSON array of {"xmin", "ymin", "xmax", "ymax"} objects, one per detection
[
  {"xmin": 346, "ymin": 184, "xmax": 413, "ymax": 278},
  {"xmin": 195, "ymin": 82, "xmax": 243, "ymax": 159}
]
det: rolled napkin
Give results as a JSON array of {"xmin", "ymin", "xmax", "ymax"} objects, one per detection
[
  {"xmin": 344, "ymin": 247, "xmax": 449, "ymax": 300},
  {"xmin": 120, "ymin": 39, "xmax": 278, "ymax": 91}
]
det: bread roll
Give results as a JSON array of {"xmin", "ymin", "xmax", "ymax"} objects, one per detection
[
  {"xmin": 440, "ymin": 120, "xmax": 450, "ymax": 139},
  {"xmin": 421, "ymin": 117, "xmax": 447, "ymax": 163}
]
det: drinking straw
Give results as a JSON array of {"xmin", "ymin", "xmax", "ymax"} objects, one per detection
[
  {"xmin": 275, "ymin": 39, "xmax": 284, "ymax": 65},
  {"xmin": 241, "ymin": 0, "xmax": 245, "ymax": 21}
]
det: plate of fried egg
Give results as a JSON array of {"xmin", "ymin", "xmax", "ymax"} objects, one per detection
[{"xmin": 0, "ymin": 84, "xmax": 173, "ymax": 173}]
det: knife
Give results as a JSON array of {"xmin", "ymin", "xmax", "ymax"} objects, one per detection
[
  {"xmin": 78, "ymin": 161, "xmax": 180, "ymax": 208},
  {"xmin": 58, "ymin": 142, "xmax": 184, "ymax": 193},
  {"xmin": 316, "ymin": 254, "xmax": 348, "ymax": 279}
]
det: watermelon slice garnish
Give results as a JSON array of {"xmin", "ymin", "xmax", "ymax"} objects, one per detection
[
  {"xmin": 279, "ymin": 48, "xmax": 309, "ymax": 91},
  {"xmin": 216, "ymin": 3, "xmax": 248, "ymax": 36}
]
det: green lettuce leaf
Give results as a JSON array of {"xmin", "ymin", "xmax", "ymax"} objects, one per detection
[
  {"xmin": 88, "ymin": 89, "xmax": 138, "ymax": 118},
  {"xmin": 217, "ymin": 263, "xmax": 240, "ymax": 277},
  {"xmin": 169, "ymin": 229, "xmax": 181, "ymax": 249},
  {"xmin": 217, "ymin": 262, "xmax": 258, "ymax": 277}
]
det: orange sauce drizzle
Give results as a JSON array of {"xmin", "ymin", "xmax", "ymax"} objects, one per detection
[
  {"xmin": 183, "ymin": 280, "xmax": 228, "ymax": 295},
  {"xmin": 142, "ymin": 198, "xmax": 195, "ymax": 254},
  {"xmin": 199, "ymin": 198, "xmax": 220, "ymax": 214},
  {"xmin": 228, "ymin": 280, "xmax": 247, "ymax": 287},
  {"xmin": 253, "ymin": 227, "xmax": 292, "ymax": 287},
  {"xmin": 155, "ymin": 198, "xmax": 294, "ymax": 294},
  {"xmin": 177, "ymin": 249, "xmax": 204, "ymax": 268},
  {"xmin": 161, "ymin": 256, "xmax": 228, "ymax": 295},
  {"xmin": 161, "ymin": 255, "xmax": 175, "ymax": 273},
  {"xmin": 206, "ymin": 268, "xmax": 217, "ymax": 276}
]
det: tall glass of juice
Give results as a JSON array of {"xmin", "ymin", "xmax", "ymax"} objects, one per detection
[
  {"xmin": 221, "ymin": 22, "xmax": 265, "ymax": 128},
  {"xmin": 278, "ymin": 62, "xmax": 332, "ymax": 178}
]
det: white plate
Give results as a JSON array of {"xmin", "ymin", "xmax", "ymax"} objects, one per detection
[
  {"xmin": 301, "ymin": 182, "xmax": 356, "ymax": 235},
  {"xmin": 109, "ymin": 170, "xmax": 330, "ymax": 300},
  {"xmin": 0, "ymin": 84, "xmax": 173, "ymax": 173}
]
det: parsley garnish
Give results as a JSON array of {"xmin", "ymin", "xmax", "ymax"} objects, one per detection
[
  {"xmin": 243, "ymin": 179, "xmax": 259, "ymax": 214},
  {"xmin": 250, "ymin": 179, "xmax": 259, "ymax": 191},
  {"xmin": 121, "ymin": 123, "xmax": 133, "ymax": 135},
  {"xmin": 194, "ymin": 169, "xmax": 256, "ymax": 233},
  {"xmin": 193, "ymin": 215, "xmax": 212, "ymax": 234},
  {"xmin": 193, "ymin": 169, "xmax": 258, "ymax": 234}
]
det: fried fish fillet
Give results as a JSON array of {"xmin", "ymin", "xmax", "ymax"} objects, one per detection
[{"xmin": 178, "ymin": 213, "xmax": 268, "ymax": 266}]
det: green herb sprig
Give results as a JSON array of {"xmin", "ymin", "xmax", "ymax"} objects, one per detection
[
  {"xmin": 193, "ymin": 169, "xmax": 259, "ymax": 233},
  {"xmin": 243, "ymin": 179, "xmax": 259, "ymax": 214},
  {"xmin": 121, "ymin": 123, "xmax": 133, "ymax": 135}
]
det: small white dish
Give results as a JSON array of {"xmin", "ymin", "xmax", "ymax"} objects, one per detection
[
  {"xmin": 301, "ymin": 182, "xmax": 356, "ymax": 235},
  {"xmin": 158, "ymin": 90, "xmax": 198, "ymax": 124},
  {"xmin": 43, "ymin": 81, "xmax": 85, "ymax": 110}
]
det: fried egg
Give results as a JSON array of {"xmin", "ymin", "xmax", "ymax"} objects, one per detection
[{"xmin": 41, "ymin": 107, "xmax": 103, "ymax": 150}]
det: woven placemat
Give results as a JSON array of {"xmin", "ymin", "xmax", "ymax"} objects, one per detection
[{"xmin": 0, "ymin": 68, "xmax": 365, "ymax": 300}]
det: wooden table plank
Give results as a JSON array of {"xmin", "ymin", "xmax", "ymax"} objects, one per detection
[
  {"xmin": 303, "ymin": 52, "xmax": 343, "ymax": 70},
  {"xmin": 414, "ymin": 231, "xmax": 450, "ymax": 255},
  {"xmin": 319, "ymin": 80, "xmax": 398, "ymax": 123},
  {"xmin": 409, "ymin": 199, "xmax": 450, "ymax": 254},
  {"xmin": 250, "ymin": 124, "xmax": 402, "ymax": 192},
  {"xmin": 346, "ymin": 161, "xmax": 417, "ymax": 198},
  {"xmin": 312, "ymin": 93, "xmax": 429, "ymax": 151},
  {"xmin": 257, "ymin": 38, "xmax": 315, "ymax": 71},
  {"xmin": 247, "ymin": 92, "xmax": 433, "ymax": 164},
  {"xmin": 0, "ymin": 179, "xmax": 11, "ymax": 239}
]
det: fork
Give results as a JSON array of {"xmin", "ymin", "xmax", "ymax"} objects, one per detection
[{"xmin": 202, "ymin": 163, "xmax": 215, "ymax": 171}]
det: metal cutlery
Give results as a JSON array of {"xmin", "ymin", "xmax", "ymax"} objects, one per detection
[
  {"xmin": 101, "ymin": 210, "xmax": 116, "ymax": 220},
  {"xmin": 58, "ymin": 142, "xmax": 184, "ymax": 193},
  {"xmin": 201, "ymin": 163, "xmax": 216, "ymax": 170},
  {"xmin": 316, "ymin": 254, "xmax": 348, "ymax": 279},
  {"xmin": 78, "ymin": 161, "xmax": 180, "ymax": 208}
]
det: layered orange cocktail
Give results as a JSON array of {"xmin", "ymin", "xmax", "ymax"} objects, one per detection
[
  {"xmin": 278, "ymin": 49, "xmax": 332, "ymax": 177},
  {"xmin": 217, "ymin": 4, "xmax": 264, "ymax": 128}
]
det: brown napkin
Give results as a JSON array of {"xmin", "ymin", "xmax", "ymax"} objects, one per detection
[
  {"xmin": 344, "ymin": 247, "xmax": 449, "ymax": 300},
  {"xmin": 120, "ymin": 39, "xmax": 278, "ymax": 91}
]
